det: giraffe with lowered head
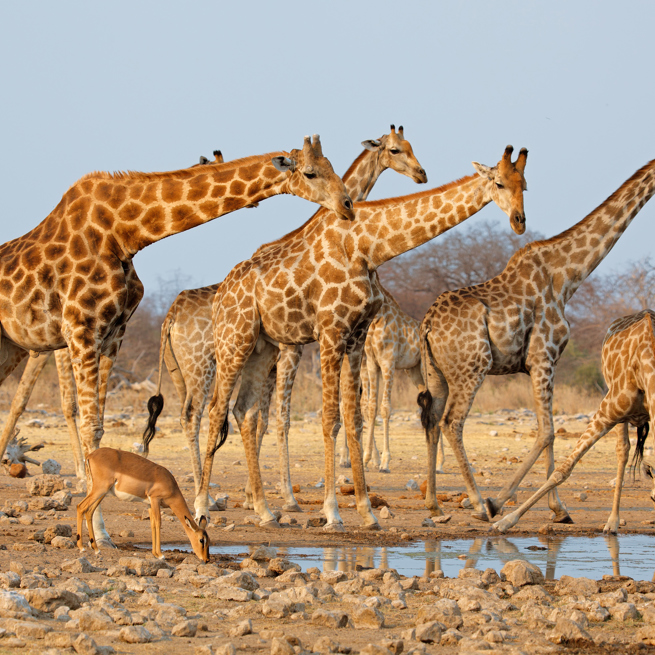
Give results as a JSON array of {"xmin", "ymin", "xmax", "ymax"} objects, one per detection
[
  {"xmin": 0, "ymin": 151, "xmax": 227, "ymax": 482},
  {"xmin": 0, "ymin": 135, "xmax": 353, "ymax": 544},
  {"xmin": 419, "ymin": 155, "xmax": 655, "ymax": 523},
  {"xmin": 195, "ymin": 144, "xmax": 528, "ymax": 530},
  {"xmin": 145, "ymin": 126, "xmax": 427, "ymax": 510},
  {"xmin": 494, "ymin": 308, "xmax": 655, "ymax": 534}
]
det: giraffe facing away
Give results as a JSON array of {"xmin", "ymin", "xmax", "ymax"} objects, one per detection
[
  {"xmin": 145, "ymin": 126, "xmax": 427, "ymax": 509},
  {"xmin": 0, "ymin": 151, "xmax": 227, "ymax": 482},
  {"xmin": 494, "ymin": 308, "xmax": 655, "ymax": 534},
  {"xmin": 0, "ymin": 135, "xmax": 353, "ymax": 544},
  {"xmin": 358, "ymin": 279, "xmax": 446, "ymax": 473},
  {"xmin": 418, "ymin": 156, "xmax": 655, "ymax": 524},
  {"xmin": 196, "ymin": 144, "xmax": 529, "ymax": 530}
]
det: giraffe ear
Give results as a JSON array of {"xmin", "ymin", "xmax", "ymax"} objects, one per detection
[
  {"xmin": 272, "ymin": 156, "xmax": 295, "ymax": 173},
  {"xmin": 198, "ymin": 516, "xmax": 208, "ymax": 529},
  {"xmin": 472, "ymin": 162, "xmax": 495, "ymax": 180},
  {"xmin": 361, "ymin": 139, "xmax": 382, "ymax": 152},
  {"xmin": 198, "ymin": 156, "xmax": 210, "ymax": 165},
  {"xmin": 643, "ymin": 462, "xmax": 655, "ymax": 479}
]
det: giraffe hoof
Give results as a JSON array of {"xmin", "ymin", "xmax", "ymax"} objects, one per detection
[
  {"xmin": 324, "ymin": 522, "xmax": 345, "ymax": 533},
  {"xmin": 552, "ymin": 512, "xmax": 574, "ymax": 524},
  {"xmin": 259, "ymin": 519, "xmax": 281, "ymax": 529},
  {"xmin": 484, "ymin": 498, "xmax": 503, "ymax": 519},
  {"xmin": 471, "ymin": 511, "xmax": 491, "ymax": 523},
  {"xmin": 603, "ymin": 525, "xmax": 618, "ymax": 534},
  {"xmin": 378, "ymin": 467, "xmax": 390, "ymax": 474},
  {"xmin": 96, "ymin": 538, "xmax": 117, "ymax": 549},
  {"xmin": 339, "ymin": 461, "xmax": 351, "ymax": 469},
  {"xmin": 362, "ymin": 521, "xmax": 381, "ymax": 531},
  {"xmin": 435, "ymin": 469, "xmax": 445, "ymax": 475},
  {"xmin": 282, "ymin": 503, "xmax": 303, "ymax": 513}
]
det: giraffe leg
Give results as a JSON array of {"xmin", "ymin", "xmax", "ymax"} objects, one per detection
[
  {"xmin": 604, "ymin": 423, "xmax": 631, "ymax": 534},
  {"xmin": 487, "ymin": 365, "xmax": 571, "ymax": 523},
  {"xmin": 276, "ymin": 346, "xmax": 303, "ymax": 512},
  {"xmin": 378, "ymin": 364, "xmax": 394, "ymax": 473},
  {"xmin": 54, "ymin": 350, "xmax": 85, "ymax": 480},
  {"xmin": 243, "ymin": 367, "xmax": 274, "ymax": 510},
  {"xmin": 363, "ymin": 359, "xmax": 381, "ymax": 470},
  {"xmin": 0, "ymin": 352, "xmax": 50, "ymax": 457},
  {"xmin": 319, "ymin": 341, "xmax": 346, "ymax": 529},
  {"xmin": 339, "ymin": 343, "xmax": 379, "ymax": 529},
  {"xmin": 494, "ymin": 411, "xmax": 617, "ymax": 532},
  {"xmin": 233, "ymin": 339, "xmax": 280, "ymax": 527}
]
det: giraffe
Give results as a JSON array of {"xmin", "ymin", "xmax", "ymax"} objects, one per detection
[
  {"xmin": 195, "ymin": 144, "xmax": 528, "ymax": 530},
  {"xmin": 418, "ymin": 156, "xmax": 655, "ymax": 524},
  {"xmin": 358, "ymin": 280, "xmax": 446, "ymax": 473},
  {"xmin": 493, "ymin": 308, "xmax": 655, "ymax": 534},
  {"xmin": 0, "ymin": 135, "xmax": 353, "ymax": 544},
  {"xmin": 0, "ymin": 151, "xmax": 226, "ymax": 482},
  {"xmin": 145, "ymin": 126, "xmax": 427, "ymax": 510}
]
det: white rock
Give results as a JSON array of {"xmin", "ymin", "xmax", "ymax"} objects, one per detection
[{"xmin": 41, "ymin": 459, "xmax": 61, "ymax": 476}]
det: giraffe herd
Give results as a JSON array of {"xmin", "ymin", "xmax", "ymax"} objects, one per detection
[{"xmin": 2, "ymin": 127, "xmax": 655, "ymax": 549}]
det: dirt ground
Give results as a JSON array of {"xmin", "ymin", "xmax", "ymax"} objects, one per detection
[{"xmin": 2, "ymin": 403, "xmax": 655, "ymax": 654}]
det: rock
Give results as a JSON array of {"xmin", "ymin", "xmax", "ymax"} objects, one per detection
[
  {"xmin": 18, "ymin": 514, "xmax": 34, "ymax": 526},
  {"xmin": 208, "ymin": 586, "xmax": 253, "ymax": 602},
  {"xmin": 43, "ymin": 524, "xmax": 73, "ymax": 543},
  {"xmin": 421, "ymin": 518, "xmax": 435, "ymax": 528},
  {"xmin": 221, "ymin": 571, "xmax": 259, "ymax": 591},
  {"xmin": 262, "ymin": 598, "xmax": 295, "ymax": 619},
  {"xmin": 73, "ymin": 633, "xmax": 101, "ymax": 655},
  {"xmin": 268, "ymin": 558, "xmax": 301, "ymax": 576},
  {"xmin": 119, "ymin": 625, "xmax": 153, "ymax": 643},
  {"xmin": 243, "ymin": 515, "xmax": 260, "ymax": 525},
  {"xmin": 352, "ymin": 606, "xmax": 385, "ymax": 629},
  {"xmin": 0, "ymin": 591, "xmax": 32, "ymax": 616},
  {"xmin": 414, "ymin": 621, "xmax": 442, "ymax": 643},
  {"xmin": 0, "ymin": 571, "xmax": 21, "ymax": 589},
  {"xmin": 229, "ymin": 619, "xmax": 252, "ymax": 637},
  {"xmin": 172, "ymin": 620, "xmax": 197, "ymax": 637},
  {"xmin": 637, "ymin": 625, "xmax": 655, "ymax": 645},
  {"xmin": 27, "ymin": 475, "xmax": 65, "ymax": 497},
  {"xmin": 9, "ymin": 619, "xmax": 53, "ymax": 638},
  {"xmin": 609, "ymin": 602, "xmax": 639, "ymax": 621},
  {"xmin": 460, "ymin": 498, "xmax": 472, "ymax": 509},
  {"xmin": 546, "ymin": 617, "xmax": 593, "ymax": 644},
  {"xmin": 195, "ymin": 646, "xmax": 215, "ymax": 655},
  {"xmin": 23, "ymin": 588, "xmax": 82, "ymax": 612},
  {"xmin": 61, "ymin": 558, "xmax": 103, "ymax": 575},
  {"xmin": 313, "ymin": 636, "xmax": 339, "ymax": 653},
  {"xmin": 9, "ymin": 463, "xmax": 28, "ymax": 478},
  {"xmin": 304, "ymin": 517, "xmax": 328, "ymax": 528},
  {"xmin": 271, "ymin": 637, "xmax": 295, "ymax": 655},
  {"xmin": 360, "ymin": 646, "xmax": 393, "ymax": 655},
  {"xmin": 320, "ymin": 571, "xmax": 347, "ymax": 584},
  {"xmin": 216, "ymin": 644, "xmax": 237, "ymax": 655},
  {"xmin": 538, "ymin": 524, "xmax": 553, "ymax": 535},
  {"xmin": 70, "ymin": 607, "xmax": 114, "ymax": 632},
  {"xmin": 251, "ymin": 546, "xmax": 277, "ymax": 561},
  {"xmin": 118, "ymin": 557, "xmax": 170, "ymax": 577},
  {"xmin": 50, "ymin": 536, "xmax": 75, "ymax": 549},
  {"xmin": 501, "ymin": 560, "xmax": 544, "ymax": 587},
  {"xmin": 155, "ymin": 603, "xmax": 187, "ymax": 625},
  {"xmin": 379, "ymin": 506, "xmax": 394, "ymax": 519},
  {"xmin": 417, "ymin": 599, "xmax": 462, "ymax": 629},
  {"xmin": 554, "ymin": 575, "xmax": 600, "ymax": 597},
  {"xmin": 481, "ymin": 568, "xmax": 501, "ymax": 586},
  {"xmin": 45, "ymin": 632, "xmax": 76, "ymax": 648},
  {"xmin": 380, "ymin": 639, "xmax": 404, "ymax": 655},
  {"xmin": 405, "ymin": 479, "xmax": 419, "ymax": 491},
  {"xmin": 41, "ymin": 459, "xmax": 61, "ymax": 476},
  {"xmin": 312, "ymin": 608, "xmax": 348, "ymax": 628},
  {"xmin": 440, "ymin": 629, "xmax": 463, "ymax": 645}
]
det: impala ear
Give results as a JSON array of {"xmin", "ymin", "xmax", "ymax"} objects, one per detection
[
  {"xmin": 185, "ymin": 517, "xmax": 193, "ymax": 529},
  {"xmin": 272, "ymin": 156, "xmax": 295, "ymax": 172},
  {"xmin": 361, "ymin": 139, "xmax": 381, "ymax": 152},
  {"xmin": 472, "ymin": 162, "xmax": 495, "ymax": 180}
]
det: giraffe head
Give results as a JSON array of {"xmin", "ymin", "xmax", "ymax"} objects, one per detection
[
  {"xmin": 361, "ymin": 124, "xmax": 428, "ymax": 184},
  {"xmin": 472, "ymin": 145, "xmax": 528, "ymax": 235},
  {"xmin": 272, "ymin": 135, "xmax": 355, "ymax": 221}
]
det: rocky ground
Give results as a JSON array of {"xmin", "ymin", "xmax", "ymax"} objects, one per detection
[{"xmin": 2, "ymin": 404, "xmax": 655, "ymax": 654}]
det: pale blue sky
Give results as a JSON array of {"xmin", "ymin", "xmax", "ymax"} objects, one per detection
[{"xmin": 1, "ymin": 2, "xmax": 654, "ymax": 295}]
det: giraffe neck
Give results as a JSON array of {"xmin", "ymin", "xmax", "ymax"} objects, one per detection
[
  {"xmin": 342, "ymin": 149, "xmax": 385, "ymax": 201},
  {"xmin": 523, "ymin": 158, "xmax": 655, "ymax": 304},
  {"xmin": 62, "ymin": 153, "xmax": 291, "ymax": 258},
  {"xmin": 355, "ymin": 174, "xmax": 492, "ymax": 269}
]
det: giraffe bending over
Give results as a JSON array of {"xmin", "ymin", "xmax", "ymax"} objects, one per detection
[
  {"xmin": 419, "ymin": 156, "xmax": 655, "ymax": 523},
  {"xmin": 0, "ymin": 151, "xmax": 226, "ymax": 482},
  {"xmin": 146, "ymin": 126, "xmax": 427, "ymax": 510},
  {"xmin": 358, "ymin": 281, "xmax": 446, "ymax": 473},
  {"xmin": 0, "ymin": 136, "xmax": 353, "ymax": 544},
  {"xmin": 197, "ymin": 145, "xmax": 528, "ymax": 530},
  {"xmin": 494, "ymin": 309, "xmax": 655, "ymax": 534}
]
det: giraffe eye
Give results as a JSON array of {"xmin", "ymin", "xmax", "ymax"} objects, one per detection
[
  {"xmin": 390, "ymin": 148, "xmax": 400, "ymax": 155},
  {"xmin": 303, "ymin": 171, "xmax": 317, "ymax": 179},
  {"xmin": 495, "ymin": 182, "xmax": 505, "ymax": 189}
]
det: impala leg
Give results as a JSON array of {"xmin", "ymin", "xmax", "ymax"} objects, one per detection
[
  {"xmin": 340, "ymin": 343, "xmax": 378, "ymax": 529},
  {"xmin": 276, "ymin": 346, "xmax": 303, "ymax": 512},
  {"xmin": 84, "ymin": 494, "xmax": 108, "ymax": 555},
  {"xmin": 149, "ymin": 497, "xmax": 164, "ymax": 559}
]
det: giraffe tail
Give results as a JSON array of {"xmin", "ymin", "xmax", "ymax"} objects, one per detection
[
  {"xmin": 631, "ymin": 421, "xmax": 650, "ymax": 478},
  {"xmin": 417, "ymin": 326, "xmax": 437, "ymax": 438},
  {"xmin": 142, "ymin": 310, "xmax": 175, "ymax": 457},
  {"xmin": 210, "ymin": 415, "xmax": 230, "ymax": 456}
]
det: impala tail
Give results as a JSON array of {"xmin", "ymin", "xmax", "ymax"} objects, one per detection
[{"xmin": 632, "ymin": 421, "xmax": 650, "ymax": 478}]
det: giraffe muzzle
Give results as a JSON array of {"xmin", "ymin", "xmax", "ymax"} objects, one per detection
[
  {"xmin": 414, "ymin": 168, "xmax": 428, "ymax": 184},
  {"xmin": 339, "ymin": 197, "xmax": 355, "ymax": 221},
  {"xmin": 511, "ymin": 211, "xmax": 526, "ymax": 235}
]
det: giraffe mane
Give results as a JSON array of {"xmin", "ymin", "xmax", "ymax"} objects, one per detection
[
  {"xmin": 507, "ymin": 158, "xmax": 655, "ymax": 267},
  {"xmin": 73, "ymin": 152, "xmax": 287, "ymax": 186},
  {"xmin": 342, "ymin": 148, "xmax": 374, "ymax": 180}
]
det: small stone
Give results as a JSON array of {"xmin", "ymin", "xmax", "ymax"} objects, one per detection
[
  {"xmin": 538, "ymin": 523, "xmax": 553, "ymax": 535},
  {"xmin": 304, "ymin": 517, "xmax": 328, "ymax": 528},
  {"xmin": 490, "ymin": 430, "xmax": 498, "ymax": 436},
  {"xmin": 352, "ymin": 606, "xmax": 385, "ymax": 629},
  {"xmin": 23, "ymin": 588, "xmax": 82, "ymax": 612},
  {"xmin": 610, "ymin": 602, "xmax": 639, "ymax": 621},
  {"xmin": 501, "ymin": 560, "xmax": 544, "ymax": 587},
  {"xmin": 73, "ymin": 633, "xmax": 101, "ymax": 655},
  {"xmin": 119, "ymin": 625, "xmax": 153, "ymax": 643},
  {"xmin": 61, "ymin": 558, "xmax": 102, "ymax": 575},
  {"xmin": 18, "ymin": 514, "xmax": 34, "ymax": 526},
  {"xmin": 360, "ymin": 646, "xmax": 393, "ymax": 655},
  {"xmin": 405, "ymin": 480, "xmax": 419, "ymax": 491},
  {"xmin": 251, "ymin": 546, "xmax": 277, "ymax": 561},
  {"xmin": 421, "ymin": 518, "xmax": 435, "ymax": 528},
  {"xmin": 41, "ymin": 459, "xmax": 62, "ymax": 476},
  {"xmin": 380, "ymin": 639, "xmax": 404, "ymax": 655},
  {"xmin": 119, "ymin": 530, "xmax": 134, "ymax": 538},
  {"xmin": 574, "ymin": 492, "xmax": 587, "ymax": 502},
  {"xmin": 380, "ymin": 506, "xmax": 394, "ymax": 519},
  {"xmin": 27, "ymin": 474, "xmax": 65, "ymax": 497},
  {"xmin": 460, "ymin": 498, "xmax": 472, "ymax": 509},
  {"xmin": 172, "ymin": 620, "xmax": 197, "ymax": 637},
  {"xmin": 313, "ymin": 636, "xmax": 339, "ymax": 653},
  {"xmin": 546, "ymin": 617, "xmax": 593, "ymax": 644},
  {"xmin": 415, "ymin": 621, "xmax": 442, "ymax": 643},
  {"xmin": 554, "ymin": 575, "xmax": 600, "ymax": 597},
  {"xmin": 156, "ymin": 568, "xmax": 174, "ymax": 578},
  {"xmin": 271, "ymin": 637, "xmax": 295, "ymax": 655},
  {"xmin": 229, "ymin": 619, "xmax": 252, "ymax": 637},
  {"xmin": 118, "ymin": 557, "xmax": 170, "ymax": 577},
  {"xmin": 50, "ymin": 536, "xmax": 75, "ymax": 549},
  {"xmin": 417, "ymin": 599, "xmax": 462, "ymax": 629},
  {"xmin": 312, "ymin": 609, "xmax": 348, "ymax": 628}
]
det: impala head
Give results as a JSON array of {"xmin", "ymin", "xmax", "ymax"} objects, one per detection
[
  {"xmin": 472, "ymin": 145, "xmax": 528, "ymax": 235},
  {"xmin": 272, "ymin": 135, "xmax": 355, "ymax": 221},
  {"xmin": 185, "ymin": 515, "xmax": 211, "ymax": 563},
  {"xmin": 362, "ymin": 124, "xmax": 428, "ymax": 184}
]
